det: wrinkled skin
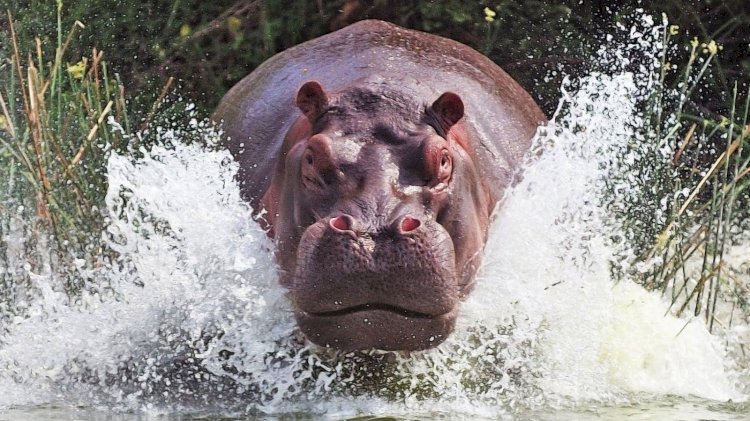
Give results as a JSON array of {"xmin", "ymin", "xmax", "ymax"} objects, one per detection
[{"xmin": 213, "ymin": 20, "xmax": 545, "ymax": 351}]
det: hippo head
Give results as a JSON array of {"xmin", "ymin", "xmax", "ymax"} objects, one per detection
[{"xmin": 272, "ymin": 81, "xmax": 493, "ymax": 351}]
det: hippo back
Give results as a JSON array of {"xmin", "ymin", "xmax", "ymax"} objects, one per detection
[{"xmin": 213, "ymin": 19, "xmax": 545, "ymax": 209}]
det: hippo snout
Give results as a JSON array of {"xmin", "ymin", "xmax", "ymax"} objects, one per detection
[
  {"xmin": 328, "ymin": 214, "xmax": 423, "ymax": 236},
  {"xmin": 290, "ymin": 214, "xmax": 460, "ymax": 350}
]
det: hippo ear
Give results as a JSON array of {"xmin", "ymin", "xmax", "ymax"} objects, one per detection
[
  {"xmin": 429, "ymin": 92, "xmax": 464, "ymax": 134},
  {"xmin": 296, "ymin": 81, "xmax": 329, "ymax": 121}
]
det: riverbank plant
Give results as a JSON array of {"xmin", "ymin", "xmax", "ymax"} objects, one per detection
[
  {"xmin": 0, "ymin": 4, "xmax": 214, "ymax": 308},
  {"xmin": 605, "ymin": 17, "xmax": 750, "ymax": 339},
  {"xmin": 0, "ymin": 6, "xmax": 135, "ymax": 298}
]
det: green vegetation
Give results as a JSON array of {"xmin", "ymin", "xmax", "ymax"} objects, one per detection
[
  {"xmin": 0, "ymin": 1, "xmax": 749, "ymax": 330},
  {"xmin": 605, "ymin": 21, "xmax": 750, "ymax": 334},
  {"xmin": 3, "ymin": 1, "xmax": 747, "ymax": 116},
  {"xmin": 0, "ymin": 8, "xmax": 130, "ymax": 298}
]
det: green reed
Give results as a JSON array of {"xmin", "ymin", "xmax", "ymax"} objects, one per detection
[
  {"xmin": 0, "ymin": 6, "xmax": 131, "ymax": 294},
  {"xmin": 617, "ymin": 21, "xmax": 750, "ymax": 335}
]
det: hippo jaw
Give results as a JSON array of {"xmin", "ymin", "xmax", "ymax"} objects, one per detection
[
  {"xmin": 296, "ymin": 305, "xmax": 459, "ymax": 351},
  {"xmin": 288, "ymin": 216, "xmax": 461, "ymax": 351}
]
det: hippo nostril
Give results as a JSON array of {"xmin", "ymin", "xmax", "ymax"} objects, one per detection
[
  {"xmin": 400, "ymin": 216, "xmax": 421, "ymax": 233},
  {"xmin": 330, "ymin": 214, "xmax": 354, "ymax": 232}
]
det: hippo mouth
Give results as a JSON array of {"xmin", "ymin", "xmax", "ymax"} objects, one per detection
[
  {"xmin": 306, "ymin": 303, "xmax": 436, "ymax": 319},
  {"xmin": 295, "ymin": 304, "xmax": 458, "ymax": 351}
]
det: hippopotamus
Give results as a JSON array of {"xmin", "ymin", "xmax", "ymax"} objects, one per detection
[{"xmin": 213, "ymin": 20, "xmax": 545, "ymax": 351}]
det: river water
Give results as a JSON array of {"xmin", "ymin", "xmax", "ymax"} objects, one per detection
[{"xmin": 1, "ymin": 15, "xmax": 748, "ymax": 420}]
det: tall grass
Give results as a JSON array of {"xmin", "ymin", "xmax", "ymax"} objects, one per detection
[
  {"xmin": 0, "ymin": 6, "xmax": 131, "ymax": 295},
  {"xmin": 610, "ymin": 20, "xmax": 750, "ymax": 337}
]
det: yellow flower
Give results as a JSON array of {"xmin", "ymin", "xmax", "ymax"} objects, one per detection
[
  {"xmin": 655, "ymin": 230, "xmax": 670, "ymax": 250},
  {"xmin": 179, "ymin": 23, "xmax": 191, "ymax": 38},
  {"xmin": 484, "ymin": 7, "xmax": 496, "ymax": 23},
  {"xmin": 669, "ymin": 25, "xmax": 679, "ymax": 36},
  {"xmin": 706, "ymin": 40, "xmax": 719, "ymax": 55},
  {"xmin": 690, "ymin": 37, "xmax": 699, "ymax": 49},
  {"xmin": 66, "ymin": 59, "xmax": 87, "ymax": 80},
  {"xmin": 227, "ymin": 16, "xmax": 242, "ymax": 34},
  {"xmin": 0, "ymin": 115, "xmax": 7, "ymax": 132}
]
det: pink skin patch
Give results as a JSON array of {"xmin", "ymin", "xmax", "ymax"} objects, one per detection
[
  {"xmin": 401, "ymin": 216, "xmax": 421, "ymax": 233},
  {"xmin": 330, "ymin": 215, "xmax": 352, "ymax": 231}
]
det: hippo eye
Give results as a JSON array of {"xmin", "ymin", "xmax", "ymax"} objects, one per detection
[
  {"xmin": 301, "ymin": 147, "xmax": 327, "ymax": 191},
  {"xmin": 434, "ymin": 148, "xmax": 452, "ymax": 188},
  {"xmin": 301, "ymin": 143, "xmax": 342, "ymax": 194},
  {"xmin": 440, "ymin": 151, "xmax": 450, "ymax": 169},
  {"xmin": 418, "ymin": 138, "xmax": 453, "ymax": 189}
]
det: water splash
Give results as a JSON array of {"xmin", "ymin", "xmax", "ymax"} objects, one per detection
[
  {"xmin": 478, "ymin": 70, "xmax": 740, "ymax": 405},
  {"xmin": 0, "ymin": 14, "xmax": 747, "ymax": 419}
]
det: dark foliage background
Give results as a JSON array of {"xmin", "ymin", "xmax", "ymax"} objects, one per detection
[{"xmin": 2, "ymin": 0, "xmax": 748, "ymax": 119}]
